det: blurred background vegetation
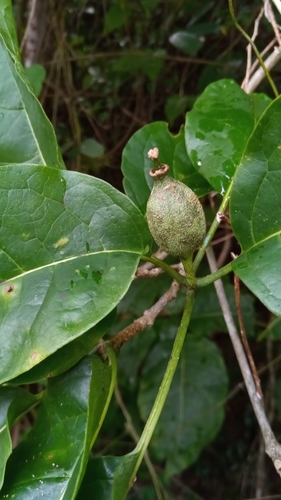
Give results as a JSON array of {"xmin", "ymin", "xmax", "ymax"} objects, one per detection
[
  {"xmin": 14, "ymin": 0, "xmax": 280, "ymax": 184},
  {"xmin": 12, "ymin": 1, "xmax": 281, "ymax": 498}
]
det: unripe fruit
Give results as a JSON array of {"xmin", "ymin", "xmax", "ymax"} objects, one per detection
[{"xmin": 146, "ymin": 164, "xmax": 206, "ymax": 259}]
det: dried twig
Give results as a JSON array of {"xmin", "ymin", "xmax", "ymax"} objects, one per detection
[
  {"xmin": 244, "ymin": 46, "xmax": 281, "ymax": 93},
  {"xmin": 241, "ymin": 1, "xmax": 281, "ymax": 93},
  {"xmin": 111, "ymin": 279, "xmax": 181, "ymax": 349},
  {"xmin": 136, "ymin": 250, "xmax": 168, "ymax": 274},
  {"xmin": 206, "ymin": 246, "xmax": 281, "ymax": 476},
  {"xmin": 265, "ymin": 0, "xmax": 281, "ymax": 46},
  {"xmin": 136, "ymin": 263, "xmax": 182, "ymax": 279},
  {"xmin": 242, "ymin": 6, "xmax": 264, "ymax": 90},
  {"xmin": 234, "ymin": 272, "xmax": 263, "ymax": 399},
  {"xmin": 245, "ymin": 37, "xmax": 278, "ymax": 79},
  {"xmin": 216, "ymin": 236, "xmax": 233, "ymax": 268},
  {"xmin": 255, "ymin": 338, "xmax": 277, "ymax": 498}
]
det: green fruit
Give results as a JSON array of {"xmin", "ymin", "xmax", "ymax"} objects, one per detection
[{"xmin": 146, "ymin": 164, "xmax": 206, "ymax": 259}]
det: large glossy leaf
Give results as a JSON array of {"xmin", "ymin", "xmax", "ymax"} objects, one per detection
[
  {"xmin": 230, "ymin": 96, "xmax": 281, "ymax": 315},
  {"xmin": 0, "ymin": 2, "xmax": 65, "ymax": 168},
  {"xmin": 78, "ymin": 453, "xmax": 142, "ymax": 500},
  {"xmin": 0, "ymin": 386, "xmax": 38, "ymax": 489},
  {"xmin": 0, "ymin": 166, "xmax": 151, "ymax": 383},
  {"xmin": 185, "ymin": 79, "xmax": 272, "ymax": 193},
  {"xmin": 121, "ymin": 122, "xmax": 211, "ymax": 213},
  {"xmin": 138, "ymin": 335, "xmax": 228, "ymax": 476},
  {"xmin": 10, "ymin": 310, "xmax": 116, "ymax": 384},
  {"xmin": 78, "ymin": 453, "xmax": 161, "ymax": 500},
  {"xmin": 1, "ymin": 352, "xmax": 117, "ymax": 499}
]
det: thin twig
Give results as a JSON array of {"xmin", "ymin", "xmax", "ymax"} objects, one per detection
[
  {"xmin": 111, "ymin": 280, "xmax": 180, "ymax": 349},
  {"xmin": 206, "ymin": 246, "xmax": 281, "ymax": 476},
  {"xmin": 216, "ymin": 236, "xmax": 233, "ymax": 268},
  {"xmin": 229, "ymin": 0, "xmax": 279, "ymax": 97},
  {"xmin": 264, "ymin": 0, "xmax": 281, "ymax": 46},
  {"xmin": 136, "ymin": 263, "xmax": 182, "ymax": 279},
  {"xmin": 255, "ymin": 338, "xmax": 276, "ymax": 498},
  {"xmin": 244, "ymin": 46, "xmax": 281, "ymax": 93},
  {"xmin": 242, "ymin": 37, "xmax": 278, "ymax": 87},
  {"xmin": 234, "ymin": 273, "xmax": 263, "ymax": 399},
  {"xmin": 242, "ymin": 6, "xmax": 264, "ymax": 90},
  {"xmin": 137, "ymin": 250, "xmax": 168, "ymax": 273}
]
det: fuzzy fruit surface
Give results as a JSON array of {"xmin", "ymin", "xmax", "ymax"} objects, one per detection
[{"xmin": 147, "ymin": 165, "xmax": 206, "ymax": 259}]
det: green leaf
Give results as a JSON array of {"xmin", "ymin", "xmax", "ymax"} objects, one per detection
[
  {"xmin": 122, "ymin": 275, "xmax": 254, "ymax": 337},
  {"xmin": 118, "ymin": 273, "xmax": 171, "ymax": 317},
  {"xmin": 0, "ymin": 0, "xmax": 20, "ymax": 59},
  {"xmin": 138, "ymin": 335, "xmax": 228, "ymax": 476},
  {"xmin": 0, "ymin": 386, "xmax": 38, "ymax": 489},
  {"xmin": 230, "ymin": 96, "xmax": 281, "ymax": 315},
  {"xmin": 122, "ymin": 122, "xmax": 211, "ymax": 213},
  {"xmin": 117, "ymin": 326, "xmax": 157, "ymax": 392},
  {"xmin": 169, "ymin": 31, "xmax": 205, "ymax": 56},
  {"xmin": 258, "ymin": 316, "xmax": 281, "ymax": 341},
  {"xmin": 104, "ymin": 5, "xmax": 130, "ymax": 34},
  {"xmin": 187, "ymin": 22, "xmax": 220, "ymax": 36},
  {"xmin": 189, "ymin": 282, "xmax": 255, "ymax": 336},
  {"xmin": 78, "ymin": 454, "xmax": 158, "ymax": 500},
  {"xmin": 139, "ymin": 0, "xmax": 160, "ymax": 14},
  {"xmin": 185, "ymin": 79, "xmax": 272, "ymax": 193},
  {"xmin": 10, "ymin": 310, "xmax": 116, "ymax": 384},
  {"xmin": 141, "ymin": 50, "xmax": 165, "ymax": 81},
  {"xmin": 76, "ymin": 456, "xmax": 123, "ymax": 499},
  {"xmin": 0, "ymin": 166, "xmax": 151, "ymax": 383},
  {"xmin": 25, "ymin": 64, "xmax": 46, "ymax": 97},
  {"xmin": 0, "ymin": 4, "xmax": 64, "ymax": 168},
  {"xmin": 80, "ymin": 138, "xmax": 105, "ymax": 158},
  {"xmin": 1, "ymin": 351, "xmax": 117, "ymax": 499},
  {"xmin": 250, "ymin": 92, "xmax": 273, "ymax": 121},
  {"xmin": 79, "ymin": 453, "xmax": 155, "ymax": 500},
  {"xmin": 81, "ymin": 332, "xmax": 227, "ymax": 500},
  {"xmin": 111, "ymin": 50, "xmax": 165, "ymax": 82},
  {"xmin": 165, "ymin": 94, "xmax": 191, "ymax": 126}
]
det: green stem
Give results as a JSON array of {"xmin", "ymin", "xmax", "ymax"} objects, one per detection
[
  {"xmin": 141, "ymin": 254, "xmax": 186, "ymax": 286},
  {"xmin": 193, "ymin": 182, "xmax": 232, "ymax": 272},
  {"xmin": 228, "ymin": 0, "xmax": 279, "ymax": 98},
  {"xmin": 133, "ymin": 289, "xmax": 195, "ymax": 462},
  {"xmin": 196, "ymin": 261, "xmax": 233, "ymax": 287},
  {"xmin": 181, "ymin": 255, "xmax": 196, "ymax": 288}
]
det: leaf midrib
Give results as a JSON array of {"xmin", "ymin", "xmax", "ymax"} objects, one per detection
[{"xmin": 0, "ymin": 249, "xmax": 142, "ymax": 285}]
